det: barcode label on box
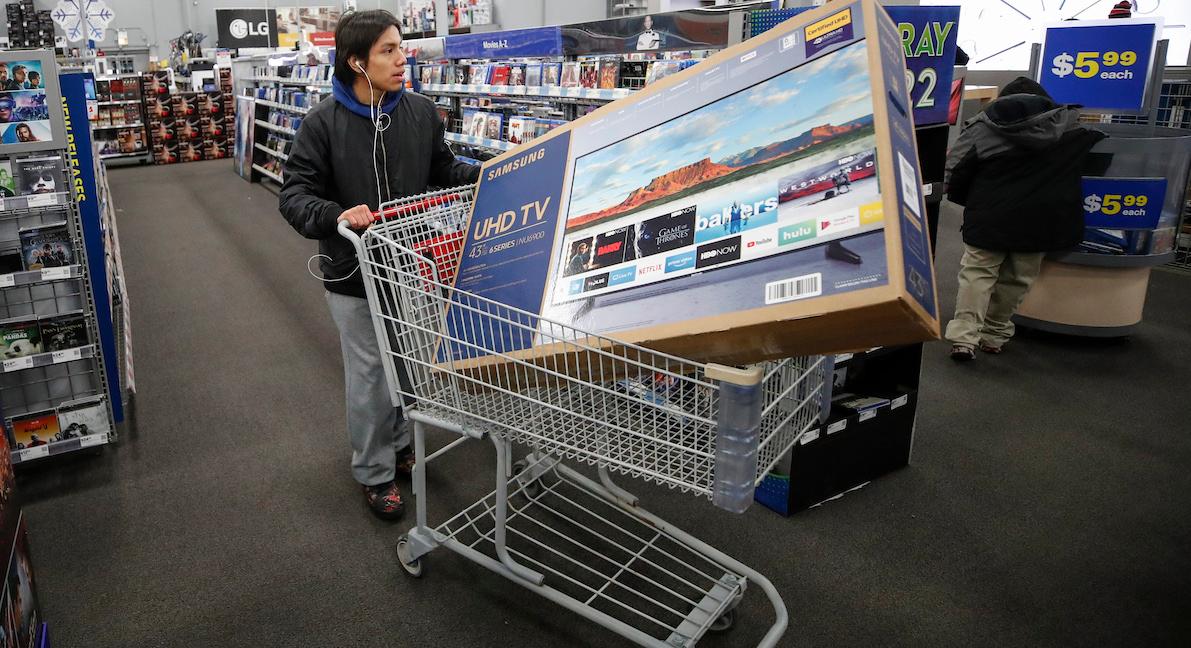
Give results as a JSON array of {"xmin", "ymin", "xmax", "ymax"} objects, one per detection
[
  {"xmin": 800, "ymin": 428, "xmax": 820, "ymax": 445},
  {"xmin": 859, "ymin": 409, "xmax": 878, "ymax": 422},
  {"xmin": 0, "ymin": 274, "xmax": 13, "ymax": 288},
  {"xmin": 891, "ymin": 395, "xmax": 909, "ymax": 410},
  {"xmin": 765, "ymin": 273, "xmax": 822, "ymax": 305},
  {"xmin": 827, "ymin": 419, "xmax": 847, "ymax": 434}
]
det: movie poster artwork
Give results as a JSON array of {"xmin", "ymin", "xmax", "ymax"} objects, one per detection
[{"xmin": 0, "ymin": 60, "xmax": 50, "ymax": 146}]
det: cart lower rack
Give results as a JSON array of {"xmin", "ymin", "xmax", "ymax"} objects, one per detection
[{"xmin": 340, "ymin": 186, "xmax": 831, "ymax": 647}]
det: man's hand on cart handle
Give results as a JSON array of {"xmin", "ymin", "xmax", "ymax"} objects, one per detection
[{"xmin": 338, "ymin": 204, "xmax": 375, "ymax": 230}]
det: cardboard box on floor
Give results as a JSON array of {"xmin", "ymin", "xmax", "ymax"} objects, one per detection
[{"xmin": 434, "ymin": 0, "xmax": 939, "ymax": 379}]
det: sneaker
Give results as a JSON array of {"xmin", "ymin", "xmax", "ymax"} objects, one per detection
[
  {"xmin": 395, "ymin": 446, "xmax": 416, "ymax": 479},
  {"xmin": 950, "ymin": 344, "xmax": 975, "ymax": 362},
  {"xmin": 363, "ymin": 481, "xmax": 405, "ymax": 520},
  {"xmin": 978, "ymin": 342, "xmax": 1003, "ymax": 355}
]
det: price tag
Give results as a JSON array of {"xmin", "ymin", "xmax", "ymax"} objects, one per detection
[
  {"xmin": 0, "ymin": 274, "xmax": 13, "ymax": 288},
  {"xmin": 859, "ymin": 409, "xmax": 878, "ymax": 422},
  {"xmin": 3, "ymin": 356, "xmax": 34, "ymax": 372},
  {"xmin": 1039, "ymin": 21, "xmax": 1157, "ymax": 112},
  {"xmin": 800, "ymin": 428, "xmax": 821, "ymax": 445},
  {"xmin": 20, "ymin": 446, "xmax": 49, "ymax": 461},
  {"xmin": 827, "ymin": 419, "xmax": 847, "ymax": 435},
  {"xmin": 1081, "ymin": 177, "xmax": 1166, "ymax": 230},
  {"xmin": 27, "ymin": 193, "xmax": 60, "ymax": 208},
  {"xmin": 891, "ymin": 395, "xmax": 909, "ymax": 410},
  {"xmin": 80, "ymin": 433, "xmax": 109, "ymax": 448},
  {"xmin": 41, "ymin": 266, "xmax": 73, "ymax": 280},
  {"xmin": 53, "ymin": 348, "xmax": 84, "ymax": 363}
]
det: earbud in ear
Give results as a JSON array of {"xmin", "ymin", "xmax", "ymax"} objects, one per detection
[{"xmin": 352, "ymin": 60, "xmax": 364, "ymax": 72}]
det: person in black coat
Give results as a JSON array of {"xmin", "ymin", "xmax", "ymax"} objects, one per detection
[
  {"xmin": 944, "ymin": 77, "xmax": 1105, "ymax": 360},
  {"xmin": 279, "ymin": 10, "xmax": 479, "ymax": 520}
]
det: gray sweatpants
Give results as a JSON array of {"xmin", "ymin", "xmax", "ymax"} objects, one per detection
[{"xmin": 325, "ymin": 291, "xmax": 411, "ymax": 487}]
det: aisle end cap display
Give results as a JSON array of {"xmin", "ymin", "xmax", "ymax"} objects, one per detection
[{"xmin": 440, "ymin": 0, "xmax": 939, "ymax": 375}]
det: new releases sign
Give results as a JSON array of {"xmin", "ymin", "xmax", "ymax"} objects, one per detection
[{"xmin": 217, "ymin": 9, "xmax": 279, "ymax": 49}]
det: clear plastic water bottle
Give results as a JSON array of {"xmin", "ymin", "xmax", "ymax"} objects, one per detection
[{"xmin": 711, "ymin": 370, "xmax": 763, "ymax": 513}]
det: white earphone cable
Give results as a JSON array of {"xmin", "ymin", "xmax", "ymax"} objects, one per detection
[{"xmin": 307, "ymin": 60, "xmax": 393, "ymax": 285}]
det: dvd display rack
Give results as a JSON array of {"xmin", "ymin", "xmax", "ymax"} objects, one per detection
[
  {"xmin": 143, "ymin": 68, "xmax": 235, "ymax": 165},
  {"xmin": 417, "ymin": 53, "xmax": 705, "ymax": 163},
  {"xmin": 241, "ymin": 63, "xmax": 332, "ymax": 186},
  {"xmin": 90, "ymin": 134, "xmax": 135, "ymax": 408},
  {"xmin": 0, "ymin": 149, "xmax": 116, "ymax": 466},
  {"xmin": 92, "ymin": 74, "xmax": 150, "ymax": 164}
]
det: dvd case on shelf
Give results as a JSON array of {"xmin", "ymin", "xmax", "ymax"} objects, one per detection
[
  {"xmin": 18, "ymin": 223, "xmax": 72, "ymax": 270},
  {"xmin": 598, "ymin": 60, "xmax": 619, "ymax": 89},
  {"xmin": 0, "ymin": 318, "xmax": 40, "ymax": 359},
  {"xmin": 8, "ymin": 410, "xmax": 58, "ymax": 450},
  {"xmin": 543, "ymin": 63, "xmax": 561, "ymax": 86},
  {"xmin": 525, "ymin": 64, "xmax": 542, "ymax": 87},
  {"xmin": 490, "ymin": 65, "xmax": 510, "ymax": 86},
  {"xmin": 0, "ymin": 159, "xmax": 15, "ymax": 197},
  {"xmin": 560, "ymin": 62, "xmax": 580, "ymax": 88},
  {"xmin": 39, "ymin": 313, "xmax": 87, "ymax": 351},
  {"xmin": 14, "ymin": 156, "xmax": 64, "ymax": 195},
  {"xmin": 56, "ymin": 396, "xmax": 108, "ymax": 440},
  {"xmin": 579, "ymin": 62, "xmax": 598, "ymax": 89}
]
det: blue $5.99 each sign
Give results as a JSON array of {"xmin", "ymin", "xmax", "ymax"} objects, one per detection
[
  {"xmin": 1039, "ymin": 20, "xmax": 1159, "ymax": 113},
  {"xmin": 1081, "ymin": 177, "xmax": 1167, "ymax": 230},
  {"xmin": 884, "ymin": 6, "xmax": 959, "ymax": 127}
]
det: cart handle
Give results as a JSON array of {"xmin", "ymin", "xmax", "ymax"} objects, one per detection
[{"xmin": 374, "ymin": 192, "xmax": 470, "ymax": 223}]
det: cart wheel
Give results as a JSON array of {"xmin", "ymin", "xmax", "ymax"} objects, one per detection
[
  {"xmin": 512, "ymin": 459, "xmax": 543, "ymax": 498},
  {"xmin": 708, "ymin": 608, "xmax": 735, "ymax": 634},
  {"xmin": 395, "ymin": 535, "xmax": 424, "ymax": 578}
]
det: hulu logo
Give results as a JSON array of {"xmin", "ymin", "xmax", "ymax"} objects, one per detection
[{"xmin": 779, "ymin": 221, "xmax": 816, "ymax": 246}]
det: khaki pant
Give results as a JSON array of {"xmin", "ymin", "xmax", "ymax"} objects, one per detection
[{"xmin": 945, "ymin": 245, "xmax": 1046, "ymax": 349}]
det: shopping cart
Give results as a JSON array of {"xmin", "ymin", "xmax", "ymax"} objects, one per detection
[{"xmin": 338, "ymin": 185, "xmax": 832, "ymax": 648}]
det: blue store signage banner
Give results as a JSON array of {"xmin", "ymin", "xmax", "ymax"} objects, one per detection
[
  {"xmin": 884, "ymin": 6, "xmax": 959, "ymax": 127},
  {"xmin": 1081, "ymin": 177, "xmax": 1166, "ymax": 230},
  {"xmin": 444, "ymin": 26, "xmax": 561, "ymax": 59},
  {"xmin": 1038, "ymin": 20, "xmax": 1158, "ymax": 113},
  {"xmin": 59, "ymin": 72, "xmax": 125, "ymax": 422}
]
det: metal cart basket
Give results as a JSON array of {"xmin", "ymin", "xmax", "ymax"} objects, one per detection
[{"xmin": 338, "ymin": 186, "xmax": 831, "ymax": 648}]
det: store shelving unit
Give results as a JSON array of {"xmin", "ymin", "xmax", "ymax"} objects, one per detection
[
  {"xmin": 239, "ymin": 62, "xmax": 332, "ymax": 186},
  {"xmin": 93, "ymin": 74, "xmax": 150, "ymax": 165},
  {"xmin": 0, "ymin": 69, "xmax": 135, "ymax": 467},
  {"xmin": 0, "ymin": 165, "xmax": 116, "ymax": 466},
  {"xmin": 1077, "ymin": 68, "xmax": 1191, "ymax": 273},
  {"xmin": 415, "ymin": 37, "xmax": 711, "ymax": 162}
]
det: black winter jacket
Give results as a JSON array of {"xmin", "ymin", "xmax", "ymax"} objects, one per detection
[
  {"xmin": 946, "ymin": 80, "xmax": 1106, "ymax": 253},
  {"xmin": 279, "ymin": 91, "xmax": 480, "ymax": 298}
]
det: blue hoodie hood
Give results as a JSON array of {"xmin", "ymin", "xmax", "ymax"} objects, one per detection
[{"xmin": 332, "ymin": 75, "xmax": 404, "ymax": 119}]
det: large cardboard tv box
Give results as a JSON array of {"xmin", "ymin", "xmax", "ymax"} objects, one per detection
[{"xmin": 434, "ymin": 0, "xmax": 939, "ymax": 377}]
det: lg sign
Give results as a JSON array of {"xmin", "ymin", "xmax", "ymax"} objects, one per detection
[
  {"xmin": 217, "ymin": 9, "xmax": 278, "ymax": 48},
  {"xmin": 228, "ymin": 19, "xmax": 269, "ymax": 40}
]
